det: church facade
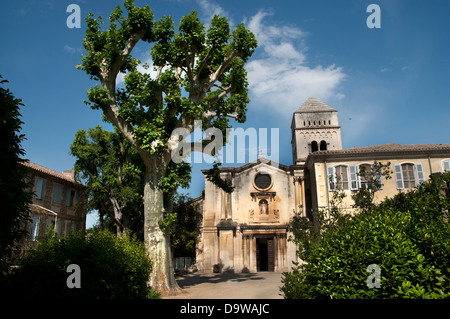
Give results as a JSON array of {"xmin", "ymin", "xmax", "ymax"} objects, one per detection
[{"xmin": 195, "ymin": 97, "xmax": 450, "ymax": 273}]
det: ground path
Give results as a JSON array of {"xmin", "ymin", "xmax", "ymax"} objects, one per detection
[{"xmin": 165, "ymin": 272, "xmax": 284, "ymax": 299}]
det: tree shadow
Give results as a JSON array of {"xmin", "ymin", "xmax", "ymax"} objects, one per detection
[{"xmin": 175, "ymin": 272, "xmax": 266, "ymax": 289}]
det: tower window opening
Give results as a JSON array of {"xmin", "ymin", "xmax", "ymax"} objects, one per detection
[
  {"xmin": 320, "ymin": 140, "xmax": 327, "ymax": 151},
  {"xmin": 311, "ymin": 141, "xmax": 319, "ymax": 153}
]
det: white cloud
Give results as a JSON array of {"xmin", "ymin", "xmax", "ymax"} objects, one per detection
[
  {"xmin": 196, "ymin": 0, "xmax": 229, "ymax": 24},
  {"xmin": 63, "ymin": 45, "xmax": 82, "ymax": 54},
  {"xmin": 246, "ymin": 10, "xmax": 346, "ymax": 115},
  {"xmin": 116, "ymin": 53, "xmax": 158, "ymax": 87}
]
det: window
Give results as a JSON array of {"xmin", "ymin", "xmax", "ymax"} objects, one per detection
[
  {"xmin": 35, "ymin": 178, "xmax": 45, "ymax": 199},
  {"xmin": 358, "ymin": 164, "xmax": 383, "ymax": 190},
  {"xmin": 56, "ymin": 220, "xmax": 62, "ymax": 236},
  {"xmin": 320, "ymin": 140, "xmax": 327, "ymax": 151},
  {"xmin": 65, "ymin": 221, "xmax": 72, "ymax": 236},
  {"xmin": 45, "ymin": 219, "xmax": 54, "ymax": 234},
  {"xmin": 328, "ymin": 164, "xmax": 383, "ymax": 191},
  {"xmin": 53, "ymin": 184, "xmax": 63, "ymax": 204},
  {"xmin": 254, "ymin": 173, "xmax": 272, "ymax": 190},
  {"xmin": 30, "ymin": 216, "xmax": 40, "ymax": 241},
  {"xmin": 311, "ymin": 141, "xmax": 319, "ymax": 152},
  {"xmin": 394, "ymin": 163, "xmax": 425, "ymax": 189},
  {"xmin": 359, "ymin": 164, "xmax": 371, "ymax": 189},
  {"xmin": 335, "ymin": 165, "xmax": 349, "ymax": 190},
  {"xmin": 443, "ymin": 160, "xmax": 450, "ymax": 172},
  {"xmin": 402, "ymin": 164, "xmax": 416, "ymax": 189},
  {"xmin": 66, "ymin": 189, "xmax": 75, "ymax": 207}
]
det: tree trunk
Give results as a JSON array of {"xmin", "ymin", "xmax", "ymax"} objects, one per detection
[{"xmin": 143, "ymin": 155, "xmax": 180, "ymax": 296}]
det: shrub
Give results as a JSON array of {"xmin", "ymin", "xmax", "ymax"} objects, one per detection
[
  {"xmin": 3, "ymin": 229, "xmax": 160, "ymax": 299},
  {"xmin": 282, "ymin": 173, "xmax": 450, "ymax": 299}
]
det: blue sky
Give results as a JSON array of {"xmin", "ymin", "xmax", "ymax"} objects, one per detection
[{"xmin": 2, "ymin": 0, "xmax": 449, "ymax": 227}]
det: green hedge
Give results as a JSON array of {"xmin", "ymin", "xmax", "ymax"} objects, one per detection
[
  {"xmin": 3, "ymin": 230, "xmax": 159, "ymax": 299},
  {"xmin": 282, "ymin": 173, "xmax": 450, "ymax": 299}
]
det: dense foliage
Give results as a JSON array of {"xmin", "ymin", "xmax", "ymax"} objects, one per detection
[
  {"xmin": 282, "ymin": 173, "xmax": 450, "ymax": 299},
  {"xmin": 3, "ymin": 230, "xmax": 158, "ymax": 299},
  {"xmin": 77, "ymin": 0, "xmax": 256, "ymax": 292},
  {"xmin": 70, "ymin": 125, "xmax": 145, "ymax": 235},
  {"xmin": 0, "ymin": 76, "xmax": 32, "ymax": 272}
]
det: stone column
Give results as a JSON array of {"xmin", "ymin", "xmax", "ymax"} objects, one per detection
[{"xmin": 301, "ymin": 178, "xmax": 306, "ymax": 217}]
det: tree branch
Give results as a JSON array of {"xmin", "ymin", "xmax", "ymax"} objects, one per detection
[
  {"xmin": 182, "ymin": 42, "xmax": 194, "ymax": 82},
  {"xmin": 203, "ymin": 110, "xmax": 238, "ymax": 120},
  {"xmin": 209, "ymin": 50, "xmax": 238, "ymax": 86},
  {"xmin": 206, "ymin": 86, "xmax": 232, "ymax": 105},
  {"xmin": 195, "ymin": 45, "xmax": 214, "ymax": 81}
]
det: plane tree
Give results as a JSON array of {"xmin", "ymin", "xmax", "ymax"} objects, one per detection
[{"xmin": 78, "ymin": 0, "xmax": 257, "ymax": 294}]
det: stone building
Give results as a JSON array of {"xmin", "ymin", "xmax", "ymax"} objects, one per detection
[
  {"xmin": 195, "ymin": 97, "xmax": 450, "ymax": 273},
  {"xmin": 16, "ymin": 161, "xmax": 87, "ymax": 254}
]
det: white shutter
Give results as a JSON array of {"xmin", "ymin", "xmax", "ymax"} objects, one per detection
[
  {"xmin": 349, "ymin": 164, "xmax": 359, "ymax": 190},
  {"xmin": 443, "ymin": 160, "xmax": 450, "ymax": 172},
  {"xmin": 394, "ymin": 164, "xmax": 404, "ymax": 189},
  {"xmin": 415, "ymin": 163, "xmax": 425, "ymax": 185},
  {"xmin": 327, "ymin": 166, "xmax": 336, "ymax": 191},
  {"xmin": 375, "ymin": 171, "xmax": 383, "ymax": 190}
]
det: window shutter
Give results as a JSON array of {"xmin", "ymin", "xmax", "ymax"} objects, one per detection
[
  {"xmin": 35, "ymin": 178, "xmax": 45, "ymax": 199},
  {"xmin": 394, "ymin": 164, "xmax": 404, "ymax": 189},
  {"xmin": 349, "ymin": 164, "xmax": 359, "ymax": 190},
  {"xmin": 66, "ymin": 221, "xmax": 71, "ymax": 236},
  {"xmin": 443, "ymin": 160, "xmax": 450, "ymax": 172},
  {"xmin": 57, "ymin": 220, "xmax": 62, "ymax": 236},
  {"xmin": 45, "ymin": 219, "xmax": 52, "ymax": 233},
  {"xmin": 53, "ymin": 185, "xmax": 62, "ymax": 204},
  {"xmin": 375, "ymin": 171, "xmax": 383, "ymax": 190},
  {"xmin": 327, "ymin": 166, "xmax": 336, "ymax": 191},
  {"xmin": 415, "ymin": 163, "xmax": 425, "ymax": 185}
]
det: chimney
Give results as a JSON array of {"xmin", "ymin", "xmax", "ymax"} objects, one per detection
[{"xmin": 62, "ymin": 170, "xmax": 75, "ymax": 181}]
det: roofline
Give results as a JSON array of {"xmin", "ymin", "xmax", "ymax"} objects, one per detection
[
  {"xmin": 305, "ymin": 144, "xmax": 450, "ymax": 166},
  {"xmin": 22, "ymin": 161, "xmax": 86, "ymax": 187},
  {"xmin": 201, "ymin": 158, "xmax": 292, "ymax": 175}
]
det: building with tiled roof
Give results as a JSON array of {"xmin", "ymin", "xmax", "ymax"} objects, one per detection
[
  {"xmin": 15, "ymin": 161, "xmax": 87, "ymax": 255},
  {"xmin": 195, "ymin": 97, "xmax": 450, "ymax": 274}
]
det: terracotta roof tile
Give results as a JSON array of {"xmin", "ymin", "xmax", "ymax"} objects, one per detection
[{"xmin": 22, "ymin": 161, "xmax": 83, "ymax": 185}]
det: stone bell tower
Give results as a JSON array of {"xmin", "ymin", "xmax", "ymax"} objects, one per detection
[{"xmin": 291, "ymin": 97, "xmax": 342, "ymax": 165}]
